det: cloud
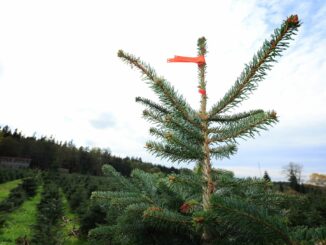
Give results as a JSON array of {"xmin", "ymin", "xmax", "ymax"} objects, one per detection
[{"xmin": 90, "ymin": 112, "xmax": 116, "ymax": 130}]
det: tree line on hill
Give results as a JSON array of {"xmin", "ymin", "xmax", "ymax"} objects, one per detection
[{"xmin": 0, "ymin": 125, "xmax": 179, "ymax": 176}]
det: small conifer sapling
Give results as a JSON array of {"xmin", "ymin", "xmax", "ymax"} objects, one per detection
[{"xmin": 118, "ymin": 15, "xmax": 300, "ymax": 244}]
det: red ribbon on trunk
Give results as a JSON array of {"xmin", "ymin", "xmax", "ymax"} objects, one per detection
[{"xmin": 198, "ymin": 89, "xmax": 206, "ymax": 95}]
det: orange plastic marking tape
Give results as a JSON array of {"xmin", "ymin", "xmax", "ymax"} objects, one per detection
[{"xmin": 167, "ymin": 55, "xmax": 206, "ymax": 65}]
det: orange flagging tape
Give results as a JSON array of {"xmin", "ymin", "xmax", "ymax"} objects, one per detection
[{"xmin": 167, "ymin": 55, "xmax": 205, "ymax": 65}]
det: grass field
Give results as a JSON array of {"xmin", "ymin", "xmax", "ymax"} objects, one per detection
[
  {"xmin": 61, "ymin": 193, "xmax": 88, "ymax": 245},
  {"xmin": 0, "ymin": 187, "xmax": 41, "ymax": 245},
  {"xmin": 0, "ymin": 179, "xmax": 22, "ymax": 203}
]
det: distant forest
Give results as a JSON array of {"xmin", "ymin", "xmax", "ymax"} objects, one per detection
[{"xmin": 0, "ymin": 125, "xmax": 179, "ymax": 176}]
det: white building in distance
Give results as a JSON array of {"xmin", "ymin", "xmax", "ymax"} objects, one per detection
[{"xmin": 0, "ymin": 157, "xmax": 31, "ymax": 168}]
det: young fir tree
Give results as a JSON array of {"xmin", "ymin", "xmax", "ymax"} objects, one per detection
[
  {"xmin": 289, "ymin": 170, "xmax": 300, "ymax": 191},
  {"xmin": 117, "ymin": 15, "xmax": 300, "ymax": 244},
  {"xmin": 263, "ymin": 171, "xmax": 272, "ymax": 182}
]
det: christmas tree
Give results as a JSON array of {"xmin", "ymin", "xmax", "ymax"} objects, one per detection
[
  {"xmin": 91, "ymin": 15, "xmax": 326, "ymax": 245},
  {"xmin": 116, "ymin": 14, "xmax": 300, "ymax": 243},
  {"xmin": 263, "ymin": 171, "xmax": 272, "ymax": 182}
]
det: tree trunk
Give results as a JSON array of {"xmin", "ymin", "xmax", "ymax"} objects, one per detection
[
  {"xmin": 201, "ymin": 137, "xmax": 214, "ymax": 244},
  {"xmin": 199, "ymin": 62, "xmax": 214, "ymax": 244}
]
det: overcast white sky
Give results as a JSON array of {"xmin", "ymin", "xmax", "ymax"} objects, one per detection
[{"xmin": 0, "ymin": 0, "xmax": 325, "ymax": 181}]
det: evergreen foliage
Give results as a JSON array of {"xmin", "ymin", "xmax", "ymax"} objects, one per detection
[
  {"xmin": 114, "ymin": 14, "xmax": 302, "ymax": 244},
  {"xmin": 31, "ymin": 173, "xmax": 63, "ymax": 245},
  {"xmin": 0, "ymin": 184, "xmax": 26, "ymax": 212},
  {"xmin": 0, "ymin": 167, "xmax": 32, "ymax": 183},
  {"xmin": 264, "ymin": 171, "xmax": 272, "ymax": 182},
  {"xmin": 0, "ymin": 177, "xmax": 38, "ymax": 240},
  {"xmin": 279, "ymin": 183, "xmax": 284, "ymax": 192},
  {"xmin": 91, "ymin": 165, "xmax": 326, "ymax": 244},
  {"xmin": 0, "ymin": 188, "xmax": 41, "ymax": 245},
  {"xmin": 91, "ymin": 165, "xmax": 201, "ymax": 244},
  {"xmin": 22, "ymin": 177, "xmax": 38, "ymax": 197},
  {"xmin": 59, "ymin": 172, "xmax": 118, "ymax": 238},
  {"xmin": 118, "ymin": 14, "xmax": 300, "ymax": 166},
  {"xmin": 289, "ymin": 172, "xmax": 300, "ymax": 191},
  {"xmin": 0, "ymin": 177, "xmax": 37, "ymax": 213},
  {"xmin": 79, "ymin": 204, "xmax": 107, "ymax": 236}
]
